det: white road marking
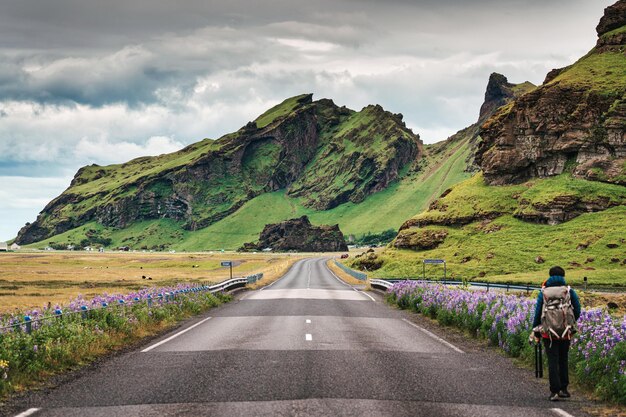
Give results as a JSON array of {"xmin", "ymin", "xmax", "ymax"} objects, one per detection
[
  {"xmin": 306, "ymin": 319, "xmax": 311, "ymax": 324},
  {"xmin": 307, "ymin": 262, "xmax": 312, "ymax": 289},
  {"xmin": 142, "ymin": 317, "xmax": 213, "ymax": 352},
  {"xmin": 355, "ymin": 290, "xmax": 376, "ymax": 302},
  {"xmin": 401, "ymin": 318, "xmax": 464, "ymax": 354},
  {"xmin": 246, "ymin": 289, "xmax": 366, "ymax": 301},
  {"xmin": 305, "ymin": 333, "xmax": 312, "ymax": 341},
  {"xmin": 13, "ymin": 409, "xmax": 40, "ymax": 417},
  {"xmin": 551, "ymin": 409, "xmax": 576, "ymax": 417}
]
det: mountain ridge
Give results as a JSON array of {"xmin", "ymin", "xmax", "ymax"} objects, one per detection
[{"xmin": 16, "ymin": 94, "xmax": 422, "ymax": 246}]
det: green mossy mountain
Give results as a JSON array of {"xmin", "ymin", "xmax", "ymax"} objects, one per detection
[
  {"xmin": 17, "ymin": 94, "xmax": 422, "ymax": 246},
  {"xmin": 476, "ymin": 0, "xmax": 626, "ymax": 185},
  {"xmin": 368, "ymin": 1, "xmax": 626, "ymax": 286}
]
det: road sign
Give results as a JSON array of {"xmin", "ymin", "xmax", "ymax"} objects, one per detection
[
  {"xmin": 423, "ymin": 259, "xmax": 445, "ymax": 264},
  {"xmin": 221, "ymin": 261, "xmax": 232, "ymax": 267},
  {"xmin": 423, "ymin": 259, "xmax": 446, "ymax": 281}
]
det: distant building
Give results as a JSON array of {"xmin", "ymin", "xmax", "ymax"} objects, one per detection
[
  {"xmin": 0, "ymin": 242, "xmax": 7, "ymax": 251},
  {"xmin": 10, "ymin": 243, "xmax": 20, "ymax": 250}
]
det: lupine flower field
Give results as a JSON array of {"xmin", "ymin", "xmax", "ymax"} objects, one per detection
[
  {"xmin": 0, "ymin": 284, "xmax": 230, "ymax": 397},
  {"xmin": 387, "ymin": 280, "xmax": 626, "ymax": 404}
]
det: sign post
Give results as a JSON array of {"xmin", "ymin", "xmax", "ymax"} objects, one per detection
[
  {"xmin": 221, "ymin": 261, "xmax": 233, "ymax": 280},
  {"xmin": 423, "ymin": 259, "xmax": 446, "ymax": 281}
]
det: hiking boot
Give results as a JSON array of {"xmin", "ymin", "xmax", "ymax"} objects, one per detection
[
  {"xmin": 558, "ymin": 389, "xmax": 571, "ymax": 398},
  {"xmin": 549, "ymin": 392, "xmax": 560, "ymax": 401}
]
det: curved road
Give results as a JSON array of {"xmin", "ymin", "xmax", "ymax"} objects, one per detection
[{"xmin": 11, "ymin": 258, "xmax": 587, "ymax": 417}]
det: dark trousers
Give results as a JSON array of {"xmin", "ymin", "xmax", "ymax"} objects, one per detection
[{"xmin": 543, "ymin": 338, "xmax": 570, "ymax": 393}]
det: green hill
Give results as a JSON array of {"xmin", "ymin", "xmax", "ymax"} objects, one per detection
[{"xmin": 354, "ymin": 1, "xmax": 626, "ymax": 286}]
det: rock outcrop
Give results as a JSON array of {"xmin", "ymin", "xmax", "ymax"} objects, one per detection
[
  {"xmin": 476, "ymin": 0, "xmax": 626, "ymax": 186},
  {"xmin": 240, "ymin": 216, "xmax": 348, "ymax": 252},
  {"xmin": 428, "ymin": 73, "xmax": 535, "ymax": 173},
  {"xmin": 17, "ymin": 94, "xmax": 422, "ymax": 245}
]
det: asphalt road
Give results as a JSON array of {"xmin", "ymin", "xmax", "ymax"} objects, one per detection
[{"xmin": 9, "ymin": 258, "xmax": 589, "ymax": 417}]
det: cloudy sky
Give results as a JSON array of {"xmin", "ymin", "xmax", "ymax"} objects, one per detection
[{"xmin": 0, "ymin": 0, "xmax": 615, "ymax": 241}]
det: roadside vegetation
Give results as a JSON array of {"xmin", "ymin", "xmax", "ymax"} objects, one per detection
[
  {"xmin": 0, "ymin": 252, "xmax": 300, "ymax": 313},
  {"xmin": 0, "ymin": 286, "xmax": 230, "ymax": 398},
  {"xmin": 386, "ymin": 281, "xmax": 626, "ymax": 404}
]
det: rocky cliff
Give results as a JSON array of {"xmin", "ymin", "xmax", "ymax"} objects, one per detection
[
  {"xmin": 17, "ymin": 94, "xmax": 422, "ymax": 245},
  {"xmin": 476, "ymin": 0, "xmax": 626, "ymax": 186},
  {"xmin": 240, "ymin": 216, "xmax": 348, "ymax": 252},
  {"xmin": 426, "ymin": 73, "xmax": 535, "ymax": 173}
]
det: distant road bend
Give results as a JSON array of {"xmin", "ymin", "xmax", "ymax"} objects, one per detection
[{"xmin": 13, "ymin": 258, "xmax": 587, "ymax": 417}]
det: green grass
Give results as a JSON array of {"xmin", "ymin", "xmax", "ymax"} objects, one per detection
[
  {"xmin": 411, "ymin": 171, "xmax": 626, "ymax": 224},
  {"xmin": 370, "ymin": 206, "xmax": 626, "ymax": 286},
  {"xmin": 255, "ymin": 94, "xmax": 312, "ymax": 128},
  {"xmin": 547, "ymin": 50, "xmax": 626, "ymax": 95}
]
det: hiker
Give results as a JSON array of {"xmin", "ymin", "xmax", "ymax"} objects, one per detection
[{"xmin": 531, "ymin": 266, "xmax": 581, "ymax": 401}]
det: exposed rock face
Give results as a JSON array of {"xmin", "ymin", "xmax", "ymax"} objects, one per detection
[
  {"xmin": 430, "ymin": 73, "xmax": 535, "ymax": 173},
  {"xmin": 241, "ymin": 216, "xmax": 348, "ymax": 252},
  {"xmin": 596, "ymin": 0, "xmax": 626, "ymax": 38},
  {"xmin": 17, "ymin": 94, "xmax": 422, "ymax": 245},
  {"xmin": 476, "ymin": 1, "xmax": 626, "ymax": 185},
  {"xmin": 393, "ymin": 228, "xmax": 448, "ymax": 250},
  {"xmin": 514, "ymin": 195, "xmax": 621, "ymax": 225},
  {"xmin": 479, "ymin": 73, "xmax": 519, "ymax": 123}
]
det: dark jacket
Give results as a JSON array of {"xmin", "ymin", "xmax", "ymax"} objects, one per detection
[{"xmin": 532, "ymin": 275, "xmax": 581, "ymax": 338}]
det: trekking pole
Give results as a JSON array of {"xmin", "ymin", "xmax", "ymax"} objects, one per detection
[
  {"xmin": 534, "ymin": 343, "xmax": 539, "ymax": 378},
  {"xmin": 538, "ymin": 341, "xmax": 543, "ymax": 378}
]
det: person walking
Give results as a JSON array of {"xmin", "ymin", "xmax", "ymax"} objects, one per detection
[{"xmin": 531, "ymin": 266, "xmax": 581, "ymax": 401}]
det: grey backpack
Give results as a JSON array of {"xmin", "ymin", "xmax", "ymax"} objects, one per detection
[{"xmin": 540, "ymin": 286, "xmax": 577, "ymax": 339}]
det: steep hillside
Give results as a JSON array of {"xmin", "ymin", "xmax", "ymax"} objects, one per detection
[
  {"xmin": 17, "ymin": 94, "xmax": 422, "ymax": 246},
  {"xmin": 476, "ymin": 0, "xmax": 626, "ymax": 185},
  {"xmin": 365, "ymin": 1, "xmax": 626, "ymax": 286}
]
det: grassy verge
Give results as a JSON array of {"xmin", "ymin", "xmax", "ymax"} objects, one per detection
[
  {"xmin": 0, "ymin": 288, "xmax": 231, "ymax": 399},
  {"xmin": 385, "ymin": 281, "xmax": 626, "ymax": 405}
]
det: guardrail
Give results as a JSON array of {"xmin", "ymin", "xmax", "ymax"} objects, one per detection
[
  {"xmin": 369, "ymin": 279, "xmax": 394, "ymax": 291},
  {"xmin": 369, "ymin": 278, "xmax": 540, "ymax": 293},
  {"xmin": 0, "ymin": 273, "xmax": 263, "ymax": 335},
  {"xmin": 334, "ymin": 260, "xmax": 367, "ymax": 281}
]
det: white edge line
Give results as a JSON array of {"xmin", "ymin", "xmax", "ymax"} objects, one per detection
[
  {"xmin": 141, "ymin": 317, "xmax": 212, "ymax": 352},
  {"xmin": 401, "ymin": 318, "xmax": 464, "ymax": 354},
  {"xmin": 356, "ymin": 289, "xmax": 376, "ymax": 302},
  {"xmin": 13, "ymin": 409, "xmax": 40, "ymax": 417},
  {"xmin": 551, "ymin": 408, "xmax": 576, "ymax": 417}
]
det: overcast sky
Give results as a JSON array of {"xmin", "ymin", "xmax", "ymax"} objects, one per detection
[{"xmin": 0, "ymin": 0, "xmax": 615, "ymax": 241}]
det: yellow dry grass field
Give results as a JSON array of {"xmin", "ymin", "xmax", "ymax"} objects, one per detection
[{"xmin": 0, "ymin": 251, "xmax": 304, "ymax": 313}]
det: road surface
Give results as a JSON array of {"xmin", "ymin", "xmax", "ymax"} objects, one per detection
[{"xmin": 9, "ymin": 258, "xmax": 588, "ymax": 417}]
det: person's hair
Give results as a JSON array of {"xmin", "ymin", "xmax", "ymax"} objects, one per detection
[{"xmin": 549, "ymin": 265, "xmax": 565, "ymax": 277}]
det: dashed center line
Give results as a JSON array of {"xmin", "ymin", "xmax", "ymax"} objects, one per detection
[
  {"xmin": 305, "ymin": 333, "xmax": 312, "ymax": 341},
  {"xmin": 306, "ymin": 319, "xmax": 311, "ymax": 324}
]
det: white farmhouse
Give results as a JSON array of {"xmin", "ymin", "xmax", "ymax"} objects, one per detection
[
  {"xmin": 0, "ymin": 242, "xmax": 7, "ymax": 251},
  {"xmin": 10, "ymin": 243, "xmax": 20, "ymax": 250}
]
